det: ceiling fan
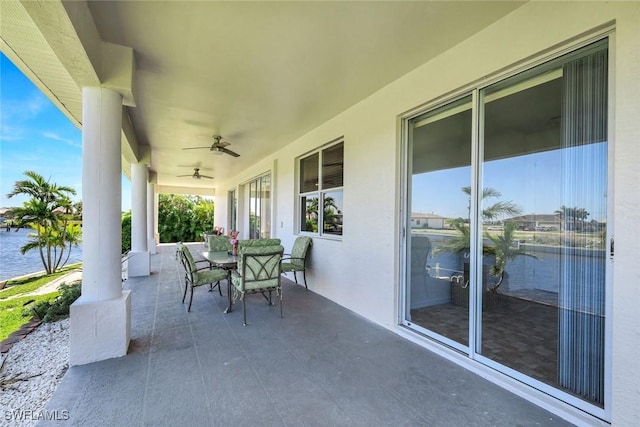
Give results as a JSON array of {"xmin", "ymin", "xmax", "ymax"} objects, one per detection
[
  {"xmin": 182, "ymin": 135, "xmax": 240, "ymax": 157},
  {"xmin": 177, "ymin": 168, "xmax": 213, "ymax": 180}
]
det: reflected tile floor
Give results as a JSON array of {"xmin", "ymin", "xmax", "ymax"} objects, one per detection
[{"xmin": 411, "ymin": 296, "xmax": 558, "ymax": 386}]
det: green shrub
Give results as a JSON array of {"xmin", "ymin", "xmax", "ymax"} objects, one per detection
[
  {"xmin": 157, "ymin": 194, "xmax": 214, "ymax": 243},
  {"xmin": 26, "ymin": 282, "xmax": 81, "ymax": 322},
  {"xmin": 121, "ymin": 210, "xmax": 132, "ymax": 254}
]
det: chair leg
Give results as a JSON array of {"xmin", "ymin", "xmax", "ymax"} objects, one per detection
[
  {"xmin": 182, "ymin": 279, "xmax": 188, "ymax": 304},
  {"xmin": 217, "ymin": 280, "xmax": 222, "ymax": 296},
  {"xmin": 242, "ymin": 296, "xmax": 247, "ymax": 326},
  {"xmin": 279, "ymin": 289, "xmax": 283, "ymax": 318},
  {"xmin": 293, "ymin": 271, "xmax": 298, "ymax": 284},
  {"xmin": 302, "ymin": 269, "xmax": 308, "ymax": 290},
  {"xmin": 188, "ymin": 286, "xmax": 194, "ymax": 312}
]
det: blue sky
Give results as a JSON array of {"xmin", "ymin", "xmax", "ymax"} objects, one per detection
[{"xmin": 1, "ymin": 53, "xmax": 131, "ymax": 211}]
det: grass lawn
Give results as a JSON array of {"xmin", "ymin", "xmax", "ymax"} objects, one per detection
[
  {"xmin": 0, "ymin": 293, "xmax": 59, "ymax": 342},
  {"xmin": 0, "ymin": 263, "xmax": 81, "ymax": 342}
]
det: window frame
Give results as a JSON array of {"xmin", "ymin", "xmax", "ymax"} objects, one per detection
[{"xmin": 297, "ymin": 138, "xmax": 344, "ymax": 239}]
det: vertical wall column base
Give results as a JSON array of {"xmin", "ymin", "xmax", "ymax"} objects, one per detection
[
  {"xmin": 127, "ymin": 251, "xmax": 150, "ymax": 277},
  {"xmin": 147, "ymin": 238, "xmax": 157, "ymax": 255},
  {"xmin": 69, "ymin": 291, "xmax": 131, "ymax": 366}
]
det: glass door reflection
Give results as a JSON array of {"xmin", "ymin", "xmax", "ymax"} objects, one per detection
[{"xmin": 406, "ymin": 95, "xmax": 472, "ymax": 347}]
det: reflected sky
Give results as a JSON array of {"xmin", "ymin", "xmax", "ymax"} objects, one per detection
[{"xmin": 412, "ymin": 142, "xmax": 607, "ymax": 221}]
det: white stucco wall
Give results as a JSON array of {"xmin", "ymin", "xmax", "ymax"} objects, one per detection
[{"xmin": 215, "ymin": 2, "xmax": 639, "ymax": 424}]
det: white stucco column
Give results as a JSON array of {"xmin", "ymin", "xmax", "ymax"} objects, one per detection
[
  {"xmin": 147, "ymin": 182, "xmax": 157, "ymax": 254},
  {"xmin": 128, "ymin": 163, "xmax": 150, "ymax": 276},
  {"xmin": 154, "ymin": 192, "xmax": 159, "ymax": 245},
  {"xmin": 70, "ymin": 87, "xmax": 131, "ymax": 365}
]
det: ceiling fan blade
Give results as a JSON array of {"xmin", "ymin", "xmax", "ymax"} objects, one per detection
[
  {"xmin": 182, "ymin": 146, "xmax": 212, "ymax": 150},
  {"xmin": 200, "ymin": 175, "xmax": 214, "ymax": 179},
  {"xmin": 177, "ymin": 174, "xmax": 192, "ymax": 177},
  {"xmin": 221, "ymin": 147, "xmax": 240, "ymax": 157}
]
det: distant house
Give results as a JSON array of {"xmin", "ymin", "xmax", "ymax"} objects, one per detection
[
  {"xmin": 52, "ymin": 207, "xmax": 68, "ymax": 215},
  {"xmin": 0, "ymin": 207, "xmax": 15, "ymax": 223},
  {"xmin": 505, "ymin": 214, "xmax": 561, "ymax": 231},
  {"xmin": 411, "ymin": 212, "xmax": 447, "ymax": 229}
]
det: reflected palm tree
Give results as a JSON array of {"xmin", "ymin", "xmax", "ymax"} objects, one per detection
[
  {"xmin": 305, "ymin": 196, "xmax": 340, "ymax": 233},
  {"xmin": 554, "ymin": 205, "xmax": 590, "ymax": 231},
  {"xmin": 435, "ymin": 187, "xmax": 521, "ymax": 256},
  {"xmin": 486, "ymin": 222, "xmax": 539, "ymax": 294}
]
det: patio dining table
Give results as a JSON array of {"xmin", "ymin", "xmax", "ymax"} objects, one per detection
[{"xmin": 201, "ymin": 251, "xmax": 237, "ymax": 313}]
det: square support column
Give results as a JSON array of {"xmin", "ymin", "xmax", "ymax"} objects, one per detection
[
  {"xmin": 71, "ymin": 87, "xmax": 130, "ymax": 365},
  {"xmin": 70, "ymin": 291, "xmax": 131, "ymax": 365}
]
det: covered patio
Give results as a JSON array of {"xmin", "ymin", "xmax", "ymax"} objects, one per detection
[
  {"xmin": 42, "ymin": 244, "xmax": 568, "ymax": 426},
  {"xmin": 3, "ymin": 1, "xmax": 639, "ymax": 424}
]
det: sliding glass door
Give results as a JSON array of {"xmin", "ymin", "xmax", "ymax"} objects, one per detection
[
  {"xmin": 247, "ymin": 173, "xmax": 271, "ymax": 239},
  {"xmin": 403, "ymin": 39, "xmax": 610, "ymax": 413},
  {"xmin": 405, "ymin": 95, "xmax": 472, "ymax": 349}
]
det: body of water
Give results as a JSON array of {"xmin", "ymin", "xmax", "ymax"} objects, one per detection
[{"xmin": 0, "ymin": 227, "xmax": 83, "ymax": 281}]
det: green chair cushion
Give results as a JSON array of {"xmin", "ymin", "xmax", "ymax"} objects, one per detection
[
  {"xmin": 194, "ymin": 268, "xmax": 227, "ymax": 287},
  {"xmin": 207, "ymin": 235, "xmax": 232, "ymax": 252},
  {"xmin": 282, "ymin": 236, "xmax": 311, "ymax": 270},
  {"xmin": 233, "ymin": 245, "xmax": 283, "ymax": 293},
  {"xmin": 180, "ymin": 244, "xmax": 227, "ymax": 287},
  {"xmin": 281, "ymin": 262, "xmax": 303, "ymax": 273},
  {"xmin": 238, "ymin": 238, "xmax": 281, "ymax": 249}
]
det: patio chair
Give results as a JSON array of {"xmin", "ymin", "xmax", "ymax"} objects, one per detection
[
  {"xmin": 231, "ymin": 244, "xmax": 284, "ymax": 326},
  {"xmin": 281, "ymin": 236, "xmax": 312, "ymax": 290},
  {"xmin": 207, "ymin": 235, "xmax": 232, "ymax": 252},
  {"xmin": 238, "ymin": 238, "xmax": 281, "ymax": 249},
  {"xmin": 177, "ymin": 243, "xmax": 227, "ymax": 311}
]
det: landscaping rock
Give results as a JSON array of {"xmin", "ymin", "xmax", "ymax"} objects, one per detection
[{"xmin": 0, "ymin": 319, "xmax": 69, "ymax": 427}]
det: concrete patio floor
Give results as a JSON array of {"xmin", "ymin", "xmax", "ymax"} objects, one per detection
[{"xmin": 42, "ymin": 244, "xmax": 572, "ymax": 426}]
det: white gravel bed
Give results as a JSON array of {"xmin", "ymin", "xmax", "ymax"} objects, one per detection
[{"xmin": 0, "ymin": 320, "xmax": 69, "ymax": 427}]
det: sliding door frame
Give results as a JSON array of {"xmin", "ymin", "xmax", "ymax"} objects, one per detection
[{"xmin": 399, "ymin": 30, "xmax": 614, "ymax": 421}]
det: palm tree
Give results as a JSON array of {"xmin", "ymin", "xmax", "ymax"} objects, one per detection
[
  {"xmin": 7, "ymin": 171, "xmax": 79, "ymax": 274},
  {"xmin": 554, "ymin": 205, "xmax": 572, "ymax": 231},
  {"xmin": 435, "ymin": 186, "xmax": 522, "ymax": 256},
  {"xmin": 554, "ymin": 205, "xmax": 590, "ymax": 231},
  {"xmin": 72, "ymin": 200, "xmax": 83, "ymax": 220},
  {"xmin": 304, "ymin": 196, "xmax": 340, "ymax": 232},
  {"xmin": 574, "ymin": 207, "xmax": 590, "ymax": 231},
  {"xmin": 485, "ymin": 222, "xmax": 539, "ymax": 295},
  {"xmin": 56, "ymin": 222, "xmax": 82, "ymax": 269},
  {"xmin": 462, "ymin": 186, "xmax": 521, "ymax": 221}
]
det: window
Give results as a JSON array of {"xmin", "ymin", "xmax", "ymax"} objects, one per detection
[{"xmin": 298, "ymin": 140, "xmax": 344, "ymax": 237}]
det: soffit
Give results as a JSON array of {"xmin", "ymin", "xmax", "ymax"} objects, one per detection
[{"xmin": 4, "ymin": 1, "xmax": 526, "ymax": 191}]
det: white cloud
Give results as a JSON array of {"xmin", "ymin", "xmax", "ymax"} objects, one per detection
[
  {"xmin": 42, "ymin": 131, "xmax": 82, "ymax": 148},
  {"xmin": 0, "ymin": 92, "xmax": 50, "ymax": 141},
  {"xmin": 0, "ymin": 124, "xmax": 24, "ymax": 141},
  {"xmin": 24, "ymin": 93, "xmax": 48, "ymax": 116}
]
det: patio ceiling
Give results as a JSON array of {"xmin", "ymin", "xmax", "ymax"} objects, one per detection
[{"xmin": 0, "ymin": 0, "xmax": 525, "ymax": 194}]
